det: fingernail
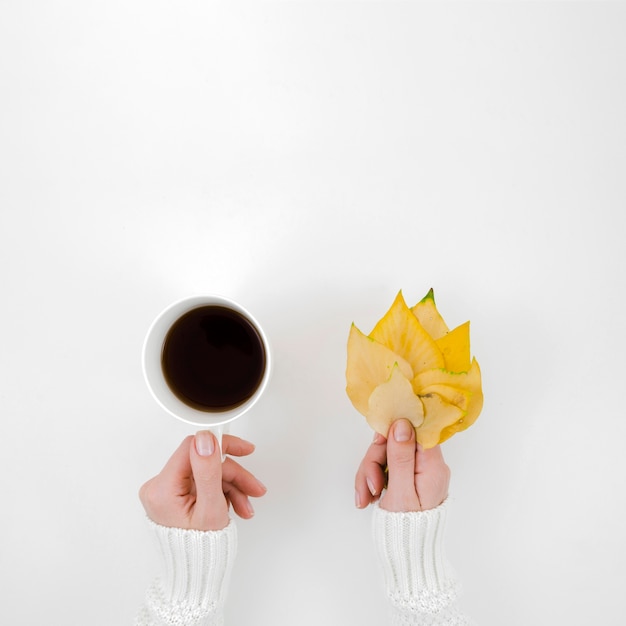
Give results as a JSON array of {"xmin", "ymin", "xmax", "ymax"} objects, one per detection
[
  {"xmin": 372, "ymin": 432, "xmax": 385, "ymax": 444},
  {"xmin": 246, "ymin": 501, "xmax": 255, "ymax": 517},
  {"xmin": 195, "ymin": 431, "xmax": 215, "ymax": 456},
  {"xmin": 366, "ymin": 477, "xmax": 377, "ymax": 496},
  {"xmin": 355, "ymin": 490, "xmax": 362, "ymax": 508},
  {"xmin": 394, "ymin": 420, "xmax": 413, "ymax": 442}
]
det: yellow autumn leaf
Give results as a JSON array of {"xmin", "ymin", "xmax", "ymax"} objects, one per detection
[
  {"xmin": 416, "ymin": 393, "xmax": 466, "ymax": 449},
  {"xmin": 435, "ymin": 321, "xmax": 471, "ymax": 373},
  {"xmin": 346, "ymin": 289, "xmax": 484, "ymax": 448},
  {"xmin": 369, "ymin": 291, "xmax": 444, "ymax": 376},
  {"xmin": 367, "ymin": 363, "xmax": 425, "ymax": 435},
  {"xmin": 418, "ymin": 383, "xmax": 473, "ymax": 412},
  {"xmin": 413, "ymin": 358, "xmax": 483, "ymax": 431},
  {"xmin": 411, "ymin": 288, "xmax": 449, "ymax": 340},
  {"xmin": 346, "ymin": 323, "xmax": 414, "ymax": 416}
]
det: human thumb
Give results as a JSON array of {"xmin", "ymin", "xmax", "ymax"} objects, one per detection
[
  {"xmin": 189, "ymin": 431, "xmax": 229, "ymax": 530},
  {"xmin": 381, "ymin": 419, "xmax": 421, "ymax": 512}
]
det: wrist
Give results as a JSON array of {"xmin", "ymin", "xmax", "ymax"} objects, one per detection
[
  {"xmin": 147, "ymin": 517, "xmax": 238, "ymax": 611},
  {"xmin": 372, "ymin": 499, "xmax": 460, "ymax": 614}
]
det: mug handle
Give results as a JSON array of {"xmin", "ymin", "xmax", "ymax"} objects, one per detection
[{"xmin": 208, "ymin": 423, "xmax": 229, "ymax": 462}]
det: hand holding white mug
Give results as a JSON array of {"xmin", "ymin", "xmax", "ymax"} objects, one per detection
[{"xmin": 139, "ymin": 432, "xmax": 267, "ymax": 531}]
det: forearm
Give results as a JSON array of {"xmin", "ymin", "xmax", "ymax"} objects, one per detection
[
  {"xmin": 135, "ymin": 518, "xmax": 237, "ymax": 626},
  {"xmin": 373, "ymin": 499, "xmax": 474, "ymax": 626}
]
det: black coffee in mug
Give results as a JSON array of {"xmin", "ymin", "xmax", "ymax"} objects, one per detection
[{"xmin": 161, "ymin": 305, "xmax": 267, "ymax": 412}]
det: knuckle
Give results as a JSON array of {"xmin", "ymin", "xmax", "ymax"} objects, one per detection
[
  {"xmin": 388, "ymin": 450, "xmax": 415, "ymax": 471},
  {"xmin": 138, "ymin": 480, "xmax": 152, "ymax": 505},
  {"xmin": 138, "ymin": 479, "xmax": 165, "ymax": 514},
  {"xmin": 194, "ymin": 468, "xmax": 221, "ymax": 488}
]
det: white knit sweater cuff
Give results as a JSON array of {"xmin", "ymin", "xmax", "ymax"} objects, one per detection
[
  {"xmin": 372, "ymin": 499, "xmax": 460, "ymax": 616},
  {"xmin": 146, "ymin": 518, "xmax": 237, "ymax": 621}
]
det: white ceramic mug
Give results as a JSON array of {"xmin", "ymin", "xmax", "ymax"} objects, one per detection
[{"xmin": 142, "ymin": 295, "xmax": 272, "ymax": 455}]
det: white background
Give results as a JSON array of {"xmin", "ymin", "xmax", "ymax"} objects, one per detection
[{"xmin": 1, "ymin": 2, "xmax": 625, "ymax": 625}]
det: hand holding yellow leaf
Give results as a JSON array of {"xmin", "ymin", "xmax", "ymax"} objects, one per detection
[{"xmin": 346, "ymin": 289, "xmax": 483, "ymax": 448}]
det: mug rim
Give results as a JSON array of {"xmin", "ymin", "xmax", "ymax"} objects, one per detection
[{"xmin": 142, "ymin": 295, "xmax": 272, "ymax": 427}]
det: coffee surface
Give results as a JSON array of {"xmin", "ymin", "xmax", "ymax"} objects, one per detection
[{"xmin": 161, "ymin": 305, "xmax": 266, "ymax": 411}]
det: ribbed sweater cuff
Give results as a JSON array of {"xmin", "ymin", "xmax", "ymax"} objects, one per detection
[
  {"xmin": 372, "ymin": 499, "xmax": 460, "ymax": 616},
  {"xmin": 146, "ymin": 518, "xmax": 237, "ymax": 621}
]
